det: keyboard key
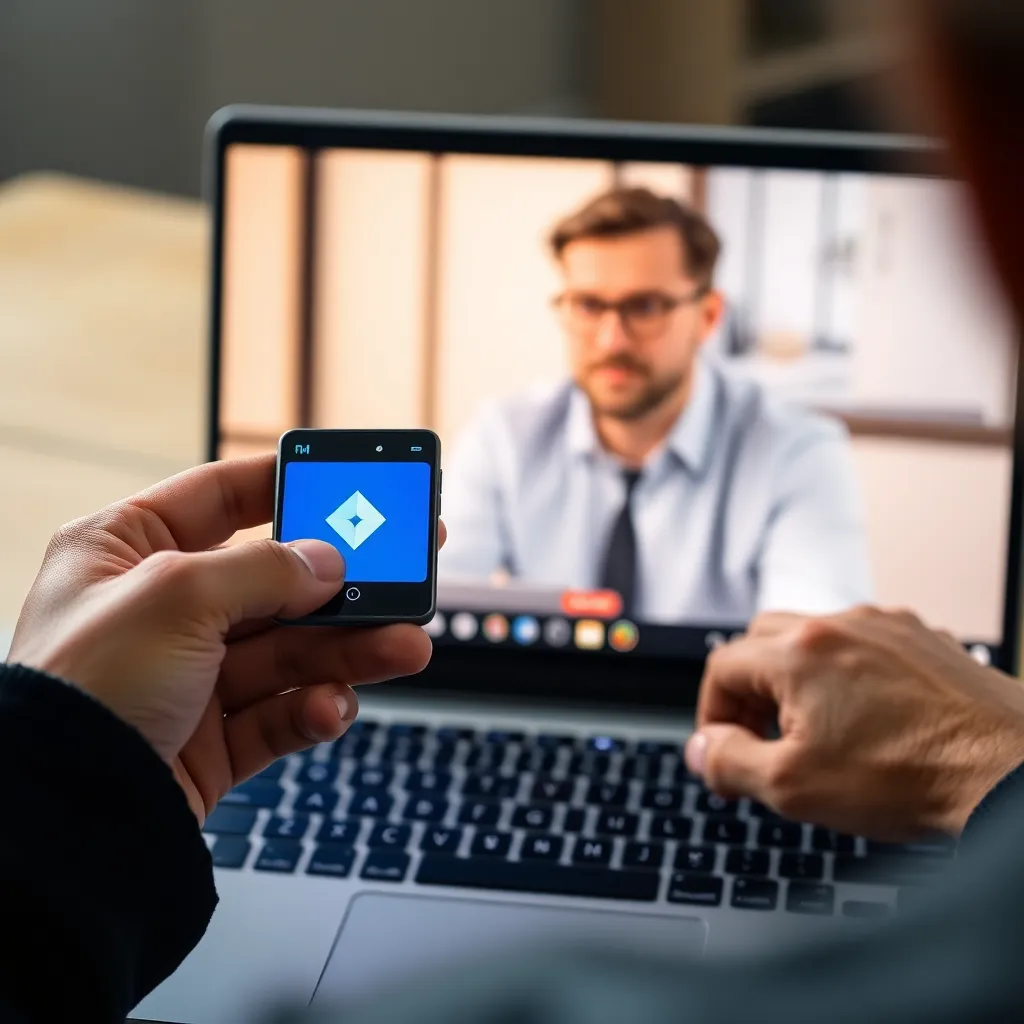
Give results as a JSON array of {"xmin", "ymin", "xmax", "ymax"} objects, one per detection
[
  {"xmin": 757, "ymin": 821, "xmax": 803, "ymax": 848},
  {"xmin": 295, "ymin": 786, "xmax": 339, "ymax": 814},
  {"xmin": 431, "ymin": 743, "xmax": 458, "ymax": 768},
  {"xmin": 587, "ymin": 736, "xmax": 626, "ymax": 752},
  {"xmin": 367, "ymin": 823, "xmax": 411, "ymax": 849},
  {"xmin": 641, "ymin": 787, "xmax": 684, "ymax": 812},
  {"xmin": 650, "ymin": 815, "xmax": 693, "ymax": 841},
  {"xmin": 296, "ymin": 762, "xmax": 336, "ymax": 787},
  {"xmin": 746, "ymin": 800, "xmax": 786, "ymax": 822},
  {"xmin": 572, "ymin": 837, "xmax": 613, "ymax": 865},
  {"xmin": 511, "ymin": 805, "xmax": 554, "ymax": 831},
  {"xmin": 619, "ymin": 756, "xmax": 661, "ymax": 781},
  {"xmin": 531, "ymin": 778, "xmax": 574, "ymax": 803},
  {"xmin": 317, "ymin": 818, "xmax": 361, "ymax": 845},
  {"xmin": 403, "ymin": 796, "xmax": 449, "ymax": 822},
  {"xmin": 388, "ymin": 722, "xmax": 427, "ymax": 738},
  {"xmin": 406, "ymin": 770, "xmax": 452, "ymax": 794},
  {"xmin": 811, "ymin": 828, "xmax": 856, "ymax": 854},
  {"xmin": 361, "ymin": 850, "xmax": 410, "ymax": 882},
  {"xmin": 674, "ymin": 845, "xmax": 716, "ymax": 873},
  {"xmin": 536, "ymin": 733, "xmax": 577, "ymax": 749},
  {"xmin": 464, "ymin": 746, "xmax": 505, "ymax": 771},
  {"xmin": 211, "ymin": 836, "xmax": 251, "ymax": 868},
  {"xmin": 779, "ymin": 853, "xmax": 824, "ymax": 880},
  {"xmin": 786, "ymin": 882, "xmax": 835, "ymax": 915},
  {"xmin": 347, "ymin": 792, "xmax": 393, "ymax": 818},
  {"xmin": 264, "ymin": 814, "xmax": 310, "ymax": 840},
  {"xmin": 379, "ymin": 741, "xmax": 424, "ymax": 763},
  {"xmin": 563, "ymin": 808, "xmax": 588, "ymax": 832},
  {"xmin": 307, "ymin": 843, "xmax": 356, "ymax": 878},
  {"xmin": 351, "ymin": 766, "xmax": 393, "ymax": 790},
  {"xmin": 471, "ymin": 831, "xmax": 513, "ymax": 857},
  {"xmin": 696, "ymin": 792, "xmax": 738, "ymax": 816},
  {"xmin": 834, "ymin": 853, "xmax": 949, "ymax": 886},
  {"xmin": 725, "ymin": 848, "xmax": 769, "ymax": 876},
  {"xmin": 703, "ymin": 816, "xmax": 748, "ymax": 845},
  {"xmin": 586, "ymin": 782, "xmax": 629, "ymax": 807},
  {"xmin": 204, "ymin": 805, "xmax": 257, "ymax": 836},
  {"xmin": 842, "ymin": 900, "xmax": 891, "ymax": 920},
  {"xmin": 636, "ymin": 740, "xmax": 679, "ymax": 756},
  {"xmin": 667, "ymin": 873, "xmax": 722, "ymax": 906},
  {"xmin": 436, "ymin": 726, "xmax": 476, "ymax": 743},
  {"xmin": 731, "ymin": 877, "xmax": 779, "ymax": 910},
  {"xmin": 458, "ymin": 801, "xmax": 502, "ymax": 827},
  {"xmin": 221, "ymin": 779, "xmax": 284, "ymax": 810},
  {"xmin": 256, "ymin": 760, "xmax": 287, "ymax": 781},
  {"xmin": 521, "ymin": 834, "xmax": 564, "ymax": 860},
  {"xmin": 623, "ymin": 842, "xmax": 663, "ymax": 869},
  {"xmin": 516, "ymin": 749, "xmax": 559, "ymax": 774},
  {"xmin": 420, "ymin": 827, "xmax": 462, "ymax": 854},
  {"xmin": 569, "ymin": 753, "xmax": 612, "ymax": 777},
  {"xmin": 345, "ymin": 718, "xmax": 379, "ymax": 736},
  {"xmin": 417, "ymin": 856, "xmax": 659, "ymax": 902},
  {"xmin": 463, "ymin": 774, "xmax": 518, "ymax": 799},
  {"xmin": 255, "ymin": 839, "xmax": 302, "ymax": 873},
  {"xmin": 595, "ymin": 811, "xmax": 639, "ymax": 837},
  {"xmin": 485, "ymin": 729, "xmax": 525, "ymax": 744},
  {"xmin": 332, "ymin": 735, "xmax": 371, "ymax": 760}
]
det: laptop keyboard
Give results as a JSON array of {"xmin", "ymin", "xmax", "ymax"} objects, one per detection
[{"xmin": 203, "ymin": 719, "xmax": 956, "ymax": 917}]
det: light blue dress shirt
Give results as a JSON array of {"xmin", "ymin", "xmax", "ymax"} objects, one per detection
[{"xmin": 438, "ymin": 357, "xmax": 874, "ymax": 626}]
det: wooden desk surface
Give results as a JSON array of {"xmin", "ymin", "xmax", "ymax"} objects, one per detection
[{"xmin": 0, "ymin": 173, "xmax": 208, "ymax": 626}]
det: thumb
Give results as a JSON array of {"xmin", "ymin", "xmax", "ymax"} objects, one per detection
[
  {"xmin": 686, "ymin": 723, "xmax": 780, "ymax": 802},
  {"xmin": 158, "ymin": 538, "xmax": 345, "ymax": 628}
]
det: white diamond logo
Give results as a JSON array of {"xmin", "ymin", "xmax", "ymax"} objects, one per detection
[{"xmin": 325, "ymin": 491, "xmax": 386, "ymax": 550}]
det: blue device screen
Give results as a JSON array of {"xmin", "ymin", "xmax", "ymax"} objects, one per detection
[{"xmin": 280, "ymin": 460, "xmax": 431, "ymax": 583}]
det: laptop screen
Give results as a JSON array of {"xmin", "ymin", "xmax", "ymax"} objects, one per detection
[{"xmin": 213, "ymin": 123, "xmax": 1020, "ymax": 675}]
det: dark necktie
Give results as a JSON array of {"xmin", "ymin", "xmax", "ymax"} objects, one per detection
[{"xmin": 598, "ymin": 469, "xmax": 642, "ymax": 617}]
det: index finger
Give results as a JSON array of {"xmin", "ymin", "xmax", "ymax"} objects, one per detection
[
  {"xmin": 697, "ymin": 634, "xmax": 789, "ymax": 735},
  {"xmin": 129, "ymin": 454, "xmax": 277, "ymax": 552}
]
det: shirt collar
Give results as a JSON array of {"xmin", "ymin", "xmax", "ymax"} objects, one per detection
[{"xmin": 566, "ymin": 356, "xmax": 718, "ymax": 476}]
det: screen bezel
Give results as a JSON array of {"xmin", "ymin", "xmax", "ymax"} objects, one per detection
[
  {"xmin": 274, "ymin": 428, "xmax": 440, "ymax": 624},
  {"xmin": 205, "ymin": 105, "xmax": 1024, "ymax": 709}
]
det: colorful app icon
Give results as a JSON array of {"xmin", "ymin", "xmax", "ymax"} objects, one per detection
[
  {"xmin": 422, "ymin": 612, "xmax": 446, "ymax": 639},
  {"xmin": 511, "ymin": 615, "xmax": 540, "ymax": 645},
  {"xmin": 450, "ymin": 612, "xmax": 478, "ymax": 642},
  {"xmin": 543, "ymin": 617, "xmax": 572, "ymax": 647},
  {"xmin": 608, "ymin": 619, "xmax": 640, "ymax": 653},
  {"xmin": 482, "ymin": 613, "xmax": 510, "ymax": 643},
  {"xmin": 574, "ymin": 619, "xmax": 605, "ymax": 651}
]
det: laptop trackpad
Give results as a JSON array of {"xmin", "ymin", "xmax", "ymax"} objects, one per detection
[{"xmin": 312, "ymin": 892, "xmax": 707, "ymax": 1005}]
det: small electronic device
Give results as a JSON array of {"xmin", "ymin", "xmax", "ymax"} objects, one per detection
[{"xmin": 274, "ymin": 428, "xmax": 441, "ymax": 625}]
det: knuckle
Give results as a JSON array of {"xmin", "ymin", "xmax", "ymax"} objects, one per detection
[{"xmin": 249, "ymin": 537, "xmax": 297, "ymax": 577}]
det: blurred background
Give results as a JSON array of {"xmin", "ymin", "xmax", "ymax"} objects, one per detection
[{"xmin": 0, "ymin": 0, "xmax": 902, "ymax": 198}]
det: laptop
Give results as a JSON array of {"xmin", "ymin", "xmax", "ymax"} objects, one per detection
[{"xmin": 135, "ymin": 107, "xmax": 1024, "ymax": 1024}]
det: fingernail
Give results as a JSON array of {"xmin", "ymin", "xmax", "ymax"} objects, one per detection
[
  {"xmin": 332, "ymin": 693, "xmax": 355, "ymax": 725},
  {"xmin": 685, "ymin": 731, "xmax": 707, "ymax": 777},
  {"xmin": 288, "ymin": 540, "xmax": 344, "ymax": 582}
]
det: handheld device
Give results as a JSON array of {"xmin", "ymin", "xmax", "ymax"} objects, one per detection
[{"xmin": 274, "ymin": 428, "xmax": 441, "ymax": 625}]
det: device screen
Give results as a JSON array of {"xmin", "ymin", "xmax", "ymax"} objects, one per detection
[{"xmin": 275, "ymin": 429, "xmax": 440, "ymax": 624}]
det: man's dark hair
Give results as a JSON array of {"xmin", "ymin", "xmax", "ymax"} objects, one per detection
[{"xmin": 549, "ymin": 187, "xmax": 721, "ymax": 290}]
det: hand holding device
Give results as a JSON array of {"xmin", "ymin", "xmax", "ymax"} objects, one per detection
[
  {"xmin": 274, "ymin": 429, "xmax": 442, "ymax": 626},
  {"xmin": 6, "ymin": 454, "xmax": 435, "ymax": 822}
]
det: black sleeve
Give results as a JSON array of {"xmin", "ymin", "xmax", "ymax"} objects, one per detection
[{"xmin": 0, "ymin": 663, "xmax": 217, "ymax": 1024}]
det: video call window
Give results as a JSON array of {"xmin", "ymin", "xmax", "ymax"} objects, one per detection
[{"xmin": 218, "ymin": 144, "xmax": 1017, "ymax": 647}]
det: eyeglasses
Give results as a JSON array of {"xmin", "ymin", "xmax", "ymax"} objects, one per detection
[{"xmin": 553, "ymin": 288, "xmax": 708, "ymax": 341}]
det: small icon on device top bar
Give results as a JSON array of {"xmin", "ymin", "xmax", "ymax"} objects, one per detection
[{"xmin": 410, "ymin": 446, "xmax": 422, "ymax": 451}]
